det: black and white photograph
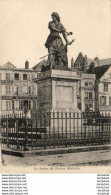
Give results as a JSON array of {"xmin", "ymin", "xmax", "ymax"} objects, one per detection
[{"xmin": 0, "ymin": 0, "xmax": 111, "ymax": 173}]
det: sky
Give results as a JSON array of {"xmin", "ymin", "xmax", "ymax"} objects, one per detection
[{"xmin": 0, "ymin": 0, "xmax": 111, "ymax": 69}]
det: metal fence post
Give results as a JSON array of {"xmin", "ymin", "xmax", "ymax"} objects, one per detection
[
  {"xmin": 69, "ymin": 112, "xmax": 71, "ymax": 147},
  {"xmin": 44, "ymin": 112, "xmax": 46, "ymax": 149},
  {"xmin": 57, "ymin": 111, "xmax": 59, "ymax": 146},
  {"xmin": 24, "ymin": 118, "xmax": 28, "ymax": 151},
  {"xmin": 49, "ymin": 111, "xmax": 51, "ymax": 148},
  {"xmin": 81, "ymin": 112, "xmax": 83, "ymax": 143},
  {"xmin": 6, "ymin": 120, "xmax": 9, "ymax": 148},
  {"xmin": 108, "ymin": 113, "xmax": 110, "ymax": 144},
  {"xmin": 109, "ymin": 119, "xmax": 111, "ymax": 144},
  {"xmin": 61, "ymin": 112, "xmax": 63, "ymax": 147},
  {"xmin": 65, "ymin": 112, "xmax": 67, "ymax": 147},
  {"xmin": 16, "ymin": 119, "xmax": 19, "ymax": 150}
]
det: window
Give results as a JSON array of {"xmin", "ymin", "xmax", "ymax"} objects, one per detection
[
  {"xmin": 85, "ymin": 82, "xmax": 93, "ymax": 87},
  {"xmin": 18, "ymin": 86, "xmax": 23, "ymax": 95},
  {"xmin": 21, "ymin": 101, "xmax": 23, "ymax": 110},
  {"xmin": 89, "ymin": 82, "xmax": 93, "ymax": 87},
  {"xmin": 23, "ymin": 86, "xmax": 28, "ymax": 94},
  {"xmin": 29, "ymin": 86, "xmax": 31, "ymax": 94},
  {"xmin": 103, "ymin": 96, "xmax": 107, "ymax": 105},
  {"xmin": 103, "ymin": 83, "xmax": 108, "ymax": 92},
  {"xmin": 14, "ymin": 86, "xmax": 18, "ymax": 95},
  {"xmin": 31, "ymin": 85, "xmax": 36, "ymax": 95},
  {"xmin": 85, "ymin": 92, "xmax": 88, "ymax": 99},
  {"xmin": 29, "ymin": 101, "xmax": 31, "ymax": 110},
  {"xmin": 85, "ymin": 92, "xmax": 93, "ymax": 99},
  {"xmin": 89, "ymin": 92, "xmax": 93, "ymax": 99},
  {"xmin": 33, "ymin": 100, "xmax": 37, "ymax": 110},
  {"xmin": 85, "ymin": 103, "xmax": 93, "ymax": 111},
  {"xmin": 100, "ymin": 96, "xmax": 102, "ymax": 105},
  {"xmin": 14, "ymin": 86, "xmax": 23, "ymax": 95},
  {"xmin": 12, "ymin": 100, "xmax": 14, "ymax": 110},
  {"xmin": 85, "ymin": 104, "xmax": 88, "ymax": 111},
  {"xmin": 100, "ymin": 96, "xmax": 106, "ymax": 106},
  {"xmin": 85, "ymin": 82, "xmax": 88, "ymax": 86},
  {"xmin": 31, "ymin": 85, "xmax": 34, "ymax": 94},
  {"xmin": 89, "ymin": 104, "xmax": 93, "ymax": 109},
  {"xmin": 14, "ymin": 101, "xmax": 20, "ymax": 110},
  {"xmin": 109, "ymin": 97, "xmax": 111, "ymax": 105},
  {"xmin": 6, "ymin": 73, "xmax": 10, "ymax": 80},
  {"xmin": 6, "ymin": 100, "xmax": 12, "ymax": 111},
  {"xmin": 15, "ymin": 73, "xmax": 19, "ymax": 80},
  {"xmin": 23, "ymin": 74, "xmax": 27, "ymax": 80},
  {"xmin": 27, "ymin": 74, "xmax": 30, "ymax": 80},
  {"xmin": 34, "ymin": 85, "xmax": 37, "ymax": 95},
  {"xmin": 6, "ymin": 85, "xmax": 11, "ymax": 95}
]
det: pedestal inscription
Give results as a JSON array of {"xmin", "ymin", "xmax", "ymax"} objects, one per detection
[{"xmin": 35, "ymin": 69, "xmax": 80, "ymax": 112}]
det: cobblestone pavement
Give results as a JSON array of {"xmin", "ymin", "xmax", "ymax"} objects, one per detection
[{"xmin": 1, "ymin": 149, "xmax": 111, "ymax": 167}]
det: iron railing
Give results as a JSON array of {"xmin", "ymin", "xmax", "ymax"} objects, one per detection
[{"xmin": 0, "ymin": 111, "xmax": 111, "ymax": 151}]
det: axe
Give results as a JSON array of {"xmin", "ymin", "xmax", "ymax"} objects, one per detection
[{"xmin": 40, "ymin": 39, "xmax": 76, "ymax": 59}]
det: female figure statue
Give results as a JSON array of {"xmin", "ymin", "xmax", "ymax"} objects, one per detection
[{"xmin": 45, "ymin": 12, "xmax": 70, "ymax": 68}]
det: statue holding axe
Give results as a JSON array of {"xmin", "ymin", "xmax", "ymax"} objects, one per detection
[{"xmin": 44, "ymin": 12, "xmax": 75, "ymax": 69}]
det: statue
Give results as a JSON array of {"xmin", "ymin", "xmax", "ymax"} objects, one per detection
[{"xmin": 43, "ymin": 12, "xmax": 74, "ymax": 70}]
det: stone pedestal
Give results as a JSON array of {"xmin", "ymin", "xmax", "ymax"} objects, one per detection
[
  {"xmin": 35, "ymin": 69, "xmax": 80, "ymax": 112},
  {"xmin": 34, "ymin": 69, "xmax": 81, "ymax": 134}
]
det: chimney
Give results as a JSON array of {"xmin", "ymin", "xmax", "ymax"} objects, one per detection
[
  {"xmin": 90, "ymin": 61, "xmax": 95, "ymax": 73},
  {"xmin": 94, "ymin": 57, "xmax": 99, "ymax": 67},
  {"xmin": 83, "ymin": 55, "xmax": 88, "ymax": 72},
  {"xmin": 84, "ymin": 55, "xmax": 87, "ymax": 65},
  {"xmin": 25, "ymin": 61, "xmax": 29, "ymax": 69},
  {"xmin": 71, "ymin": 58, "xmax": 74, "ymax": 70}
]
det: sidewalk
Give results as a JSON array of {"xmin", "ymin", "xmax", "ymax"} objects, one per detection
[
  {"xmin": 2, "ymin": 148, "xmax": 111, "ymax": 167},
  {"xmin": 1, "ymin": 144, "xmax": 111, "ymax": 157},
  {"xmin": 1, "ymin": 144, "xmax": 111, "ymax": 166}
]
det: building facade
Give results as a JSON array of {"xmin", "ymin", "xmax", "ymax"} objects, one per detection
[
  {"xmin": 72, "ymin": 53, "xmax": 111, "ymax": 113},
  {"xmin": 0, "ymin": 61, "xmax": 38, "ymax": 115},
  {"xmin": 93, "ymin": 65, "xmax": 111, "ymax": 112},
  {"xmin": 87, "ymin": 58, "xmax": 111, "ymax": 113},
  {"xmin": 77, "ymin": 73, "xmax": 95, "ymax": 112}
]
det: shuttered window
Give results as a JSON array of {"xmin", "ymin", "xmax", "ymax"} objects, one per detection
[
  {"xmin": 6, "ymin": 100, "xmax": 12, "ymax": 111},
  {"xmin": 6, "ymin": 85, "xmax": 11, "ymax": 95}
]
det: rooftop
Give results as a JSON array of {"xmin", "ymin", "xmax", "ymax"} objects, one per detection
[
  {"xmin": 0, "ymin": 62, "xmax": 37, "ymax": 72},
  {"xmin": 1, "ymin": 62, "xmax": 16, "ymax": 69},
  {"xmin": 98, "ymin": 58, "xmax": 111, "ymax": 66},
  {"xmin": 32, "ymin": 59, "xmax": 47, "ymax": 70},
  {"xmin": 94, "ymin": 65, "xmax": 111, "ymax": 80},
  {"xmin": 87, "ymin": 64, "xmax": 111, "ymax": 80}
]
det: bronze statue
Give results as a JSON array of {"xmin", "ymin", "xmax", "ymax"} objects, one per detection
[{"xmin": 44, "ymin": 12, "xmax": 74, "ymax": 69}]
